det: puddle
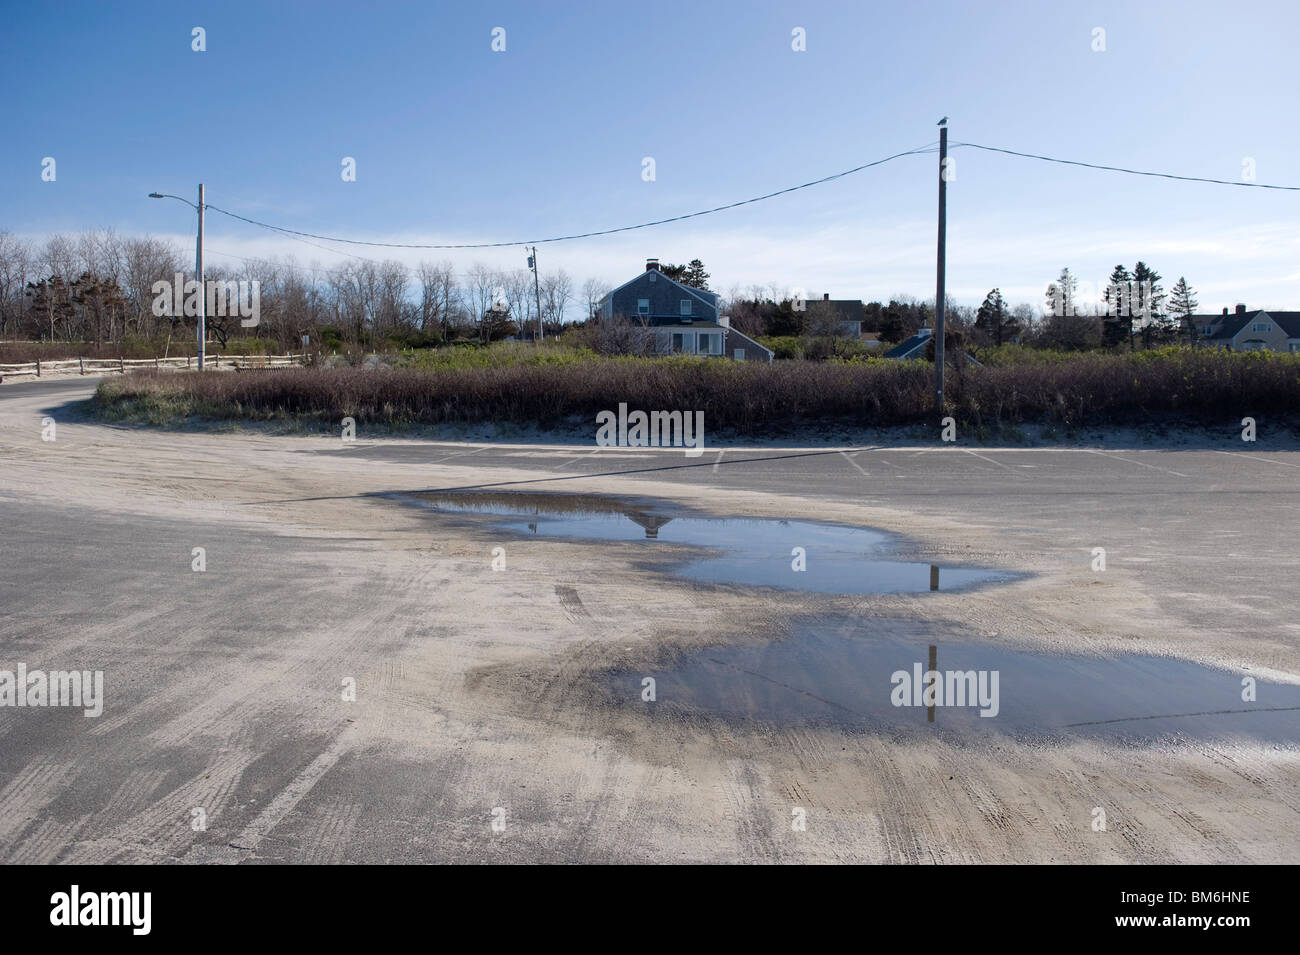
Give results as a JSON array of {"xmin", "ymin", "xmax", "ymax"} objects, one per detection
[
  {"xmin": 604, "ymin": 620, "xmax": 1300, "ymax": 743},
  {"xmin": 408, "ymin": 490, "xmax": 1012, "ymax": 595}
]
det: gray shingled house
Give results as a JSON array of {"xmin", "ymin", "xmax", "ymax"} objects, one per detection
[
  {"xmin": 597, "ymin": 259, "xmax": 773, "ymax": 361},
  {"xmin": 1190, "ymin": 304, "xmax": 1300, "ymax": 352}
]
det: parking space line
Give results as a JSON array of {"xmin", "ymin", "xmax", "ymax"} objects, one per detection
[
  {"xmin": 1213, "ymin": 449, "xmax": 1300, "ymax": 470},
  {"xmin": 1082, "ymin": 449, "xmax": 1188, "ymax": 477},
  {"xmin": 963, "ymin": 449, "xmax": 1027, "ymax": 475},
  {"xmin": 434, "ymin": 445, "xmax": 490, "ymax": 463},
  {"xmin": 838, "ymin": 450, "xmax": 869, "ymax": 476}
]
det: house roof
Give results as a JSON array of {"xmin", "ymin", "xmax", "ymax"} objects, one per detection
[
  {"xmin": 1266, "ymin": 312, "xmax": 1300, "ymax": 336},
  {"xmin": 883, "ymin": 332, "xmax": 931, "ymax": 359},
  {"xmin": 650, "ymin": 320, "xmax": 725, "ymax": 330},
  {"xmin": 807, "ymin": 299, "xmax": 863, "ymax": 323},
  {"xmin": 724, "ymin": 327, "xmax": 775, "ymax": 357},
  {"xmin": 601, "ymin": 269, "xmax": 719, "ymax": 310},
  {"xmin": 1191, "ymin": 310, "xmax": 1300, "ymax": 340}
]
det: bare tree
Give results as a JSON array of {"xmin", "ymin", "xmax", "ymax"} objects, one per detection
[
  {"xmin": 540, "ymin": 268, "xmax": 573, "ymax": 333},
  {"xmin": 465, "ymin": 263, "xmax": 502, "ymax": 342},
  {"xmin": 416, "ymin": 260, "xmax": 456, "ymax": 340},
  {"xmin": 0, "ymin": 231, "xmax": 32, "ymax": 339},
  {"xmin": 591, "ymin": 314, "xmax": 661, "ymax": 356},
  {"xmin": 503, "ymin": 268, "xmax": 535, "ymax": 337},
  {"xmin": 580, "ymin": 277, "xmax": 609, "ymax": 322},
  {"xmin": 122, "ymin": 236, "xmax": 183, "ymax": 337}
]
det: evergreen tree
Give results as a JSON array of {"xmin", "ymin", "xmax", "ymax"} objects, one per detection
[
  {"xmin": 974, "ymin": 288, "xmax": 1019, "ymax": 346},
  {"xmin": 1052, "ymin": 267, "xmax": 1078, "ymax": 316},
  {"xmin": 682, "ymin": 259, "xmax": 710, "ymax": 291},
  {"xmin": 1132, "ymin": 261, "xmax": 1165, "ymax": 349},
  {"xmin": 659, "ymin": 259, "xmax": 710, "ymax": 290},
  {"xmin": 1168, "ymin": 276, "xmax": 1199, "ymax": 345},
  {"xmin": 877, "ymin": 305, "xmax": 908, "ymax": 344},
  {"xmin": 1102, "ymin": 264, "xmax": 1132, "ymax": 349}
]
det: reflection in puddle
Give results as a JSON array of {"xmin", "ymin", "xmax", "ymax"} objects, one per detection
[
  {"xmin": 410, "ymin": 490, "xmax": 1012, "ymax": 595},
  {"xmin": 604, "ymin": 621, "xmax": 1300, "ymax": 743}
]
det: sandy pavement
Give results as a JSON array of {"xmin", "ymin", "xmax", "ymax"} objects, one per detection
[{"xmin": 1, "ymin": 377, "xmax": 1297, "ymax": 863}]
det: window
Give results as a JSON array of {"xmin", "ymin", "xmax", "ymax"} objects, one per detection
[
  {"xmin": 637, "ymin": 298, "xmax": 649, "ymax": 316},
  {"xmin": 680, "ymin": 299, "xmax": 692, "ymax": 316},
  {"xmin": 671, "ymin": 333, "xmax": 686, "ymax": 353},
  {"xmin": 1252, "ymin": 323, "xmax": 1271, "ymax": 332},
  {"xmin": 733, "ymin": 348, "xmax": 745, "ymax": 360},
  {"xmin": 1290, "ymin": 342, "xmax": 1300, "ymax": 353},
  {"xmin": 700, "ymin": 333, "xmax": 720, "ymax": 354}
]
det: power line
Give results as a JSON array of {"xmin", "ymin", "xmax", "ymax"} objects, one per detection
[
  {"xmin": 202, "ymin": 143, "xmax": 939, "ymax": 250},
  {"xmin": 194, "ymin": 138, "xmax": 1298, "ymax": 272},
  {"xmin": 953, "ymin": 141, "xmax": 1300, "ymax": 191}
]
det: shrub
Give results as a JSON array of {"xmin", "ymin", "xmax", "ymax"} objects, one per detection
[{"xmin": 92, "ymin": 348, "xmax": 1300, "ymax": 436}]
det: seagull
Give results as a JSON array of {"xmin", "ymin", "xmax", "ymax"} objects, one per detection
[{"xmin": 937, "ymin": 116, "xmax": 948, "ymax": 126}]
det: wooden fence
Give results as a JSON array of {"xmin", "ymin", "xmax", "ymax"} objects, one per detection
[{"xmin": 0, "ymin": 354, "xmax": 308, "ymax": 378}]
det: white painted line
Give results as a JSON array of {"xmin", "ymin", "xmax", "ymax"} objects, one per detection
[
  {"xmin": 838, "ymin": 450, "xmax": 869, "ymax": 476},
  {"xmin": 962, "ymin": 449, "xmax": 1026, "ymax": 474},
  {"xmin": 1082, "ymin": 449, "xmax": 1188, "ymax": 477},
  {"xmin": 1213, "ymin": 449, "xmax": 1300, "ymax": 470},
  {"xmin": 548, "ymin": 448, "xmax": 608, "ymax": 470},
  {"xmin": 435, "ymin": 445, "xmax": 490, "ymax": 463}
]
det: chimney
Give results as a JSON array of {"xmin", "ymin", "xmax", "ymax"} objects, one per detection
[
  {"xmin": 1235, "ymin": 303, "xmax": 1246, "ymax": 314},
  {"xmin": 823, "ymin": 293, "xmax": 830, "ymax": 301},
  {"xmin": 1222, "ymin": 307, "xmax": 1229, "ymax": 316},
  {"xmin": 645, "ymin": 258, "xmax": 660, "ymax": 272}
]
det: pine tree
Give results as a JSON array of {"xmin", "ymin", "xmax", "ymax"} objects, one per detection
[
  {"xmin": 683, "ymin": 259, "xmax": 710, "ymax": 291},
  {"xmin": 1132, "ymin": 261, "xmax": 1165, "ymax": 349},
  {"xmin": 975, "ymin": 288, "xmax": 1018, "ymax": 346},
  {"xmin": 1102, "ymin": 264, "xmax": 1132, "ymax": 349},
  {"xmin": 1168, "ymin": 276, "xmax": 1198, "ymax": 345},
  {"xmin": 1047, "ymin": 267, "xmax": 1078, "ymax": 317}
]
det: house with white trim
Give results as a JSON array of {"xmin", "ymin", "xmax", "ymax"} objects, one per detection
[
  {"xmin": 597, "ymin": 259, "xmax": 773, "ymax": 361},
  {"xmin": 1191, "ymin": 305, "xmax": 1300, "ymax": 352}
]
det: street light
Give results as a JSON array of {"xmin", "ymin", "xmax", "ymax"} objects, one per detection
[
  {"xmin": 149, "ymin": 185, "xmax": 206, "ymax": 369},
  {"xmin": 527, "ymin": 246, "xmax": 542, "ymax": 343}
]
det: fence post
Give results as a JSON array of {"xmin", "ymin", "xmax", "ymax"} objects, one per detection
[
  {"xmin": 79, "ymin": 357, "xmax": 84, "ymax": 375},
  {"xmin": 154, "ymin": 356, "xmax": 159, "ymax": 370},
  {"xmin": 120, "ymin": 357, "xmax": 125, "ymax": 374},
  {"xmin": 36, "ymin": 358, "xmax": 41, "ymax": 377}
]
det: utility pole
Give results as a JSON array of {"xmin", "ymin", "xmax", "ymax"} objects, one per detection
[
  {"xmin": 196, "ymin": 183, "xmax": 206, "ymax": 370},
  {"xmin": 934, "ymin": 120, "xmax": 947, "ymax": 415},
  {"xmin": 528, "ymin": 246, "xmax": 543, "ymax": 342},
  {"xmin": 148, "ymin": 186, "xmax": 207, "ymax": 367}
]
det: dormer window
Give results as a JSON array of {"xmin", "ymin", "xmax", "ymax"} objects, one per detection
[{"xmin": 680, "ymin": 299, "xmax": 692, "ymax": 316}]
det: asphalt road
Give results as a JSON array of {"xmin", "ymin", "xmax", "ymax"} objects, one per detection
[{"xmin": 2, "ymin": 376, "xmax": 1298, "ymax": 863}]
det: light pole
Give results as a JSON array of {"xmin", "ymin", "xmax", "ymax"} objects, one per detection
[
  {"xmin": 934, "ymin": 120, "xmax": 947, "ymax": 416},
  {"xmin": 149, "ymin": 185, "xmax": 206, "ymax": 369},
  {"xmin": 527, "ymin": 246, "xmax": 543, "ymax": 342}
]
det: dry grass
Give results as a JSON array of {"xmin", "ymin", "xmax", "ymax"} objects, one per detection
[{"xmin": 91, "ymin": 349, "xmax": 1300, "ymax": 435}]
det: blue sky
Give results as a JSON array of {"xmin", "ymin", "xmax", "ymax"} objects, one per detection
[{"xmin": 3, "ymin": 0, "xmax": 1299, "ymax": 314}]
